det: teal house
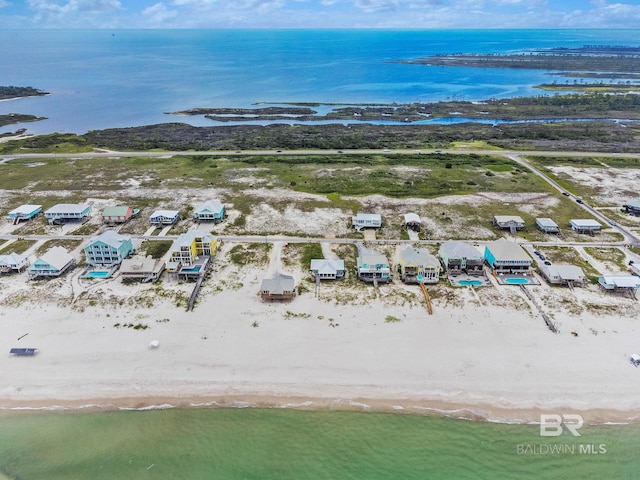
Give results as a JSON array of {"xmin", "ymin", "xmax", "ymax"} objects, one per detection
[
  {"xmin": 193, "ymin": 200, "xmax": 225, "ymax": 223},
  {"xmin": 84, "ymin": 231, "xmax": 134, "ymax": 266},
  {"xmin": 28, "ymin": 246, "xmax": 75, "ymax": 279},
  {"xmin": 8, "ymin": 204, "xmax": 42, "ymax": 224},
  {"xmin": 484, "ymin": 238, "xmax": 532, "ymax": 274}
]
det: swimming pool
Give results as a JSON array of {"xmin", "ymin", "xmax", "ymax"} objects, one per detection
[
  {"xmin": 86, "ymin": 271, "xmax": 110, "ymax": 278},
  {"xmin": 459, "ymin": 280, "xmax": 483, "ymax": 286},
  {"xmin": 505, "ymin": 277, "xmax": 528, "ymax": 285},
  {"xmin": 180, "ymin": 265, "xmax": 202, "ymax": 273}
]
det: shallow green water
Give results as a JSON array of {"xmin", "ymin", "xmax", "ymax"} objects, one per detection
[{"xmin": 1, "ymin": 408, "xmax": 639, "ymax": 479}]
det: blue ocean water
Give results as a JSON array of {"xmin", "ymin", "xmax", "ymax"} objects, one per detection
[{"xmin": 1, "ymin": 28, "xmax": 639, "ymax": 134}]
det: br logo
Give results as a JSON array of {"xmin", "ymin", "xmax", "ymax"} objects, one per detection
[{"xmin": 540, "ymin": 414, "xmax": 584, "ymax": 437}]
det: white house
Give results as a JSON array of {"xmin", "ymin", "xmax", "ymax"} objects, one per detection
[
  {"xmin": 352, "ymin": 213, "xmax": 381, "ymax": 231},
  {"xmin": 0, "ymin": 252, "xmax": 30, "ymax": 274},
  {"xmin": 540, "ymin": 264, "xmax": 585, "ymax": 287},
  {"xmin": 310, "ymin": 258, "xmax": 345, "ymax": 280},
  {"xmin": 570, "ymin": 219, "xmax": 601, "ymax": 234},
  {"xmin": 44, "ymin": 204, "xmax": 90, "ymax": 224},
  {"xmin": 536, "ymin": 218, "xmax": 560, "ymax": 234}
]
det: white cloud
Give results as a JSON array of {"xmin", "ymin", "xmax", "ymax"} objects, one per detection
[{"xmin": 142, "ymin": 2, "xmax": 177, "ymax": 24}]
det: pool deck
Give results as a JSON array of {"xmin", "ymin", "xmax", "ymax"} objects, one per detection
[
  {"xmin": 79, "ymin": 266, "xmax": 118, "ymax": 279},
  {"xmin": 447, "ymin": 272, "xmax": 491, "ymax": 287},
  {"xmin": 495, "ymin": 273, "xmax": 541, "ymax": 286}
]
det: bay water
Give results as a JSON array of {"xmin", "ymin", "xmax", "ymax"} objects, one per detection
[{"xmin": 1, "ymin": 29, "xmax": 639, "ymax": 134}]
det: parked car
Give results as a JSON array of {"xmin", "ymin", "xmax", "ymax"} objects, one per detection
[
  {"xmin": 534, "ymin": 250, "xmax": 541, "ymax": 256},
  {"xmin": 630, "ymin": 354, "xmax": 640, "ymax": 367},
  {"xmin": 562, "ymin": 191, "xmax": 570, "ymax": 196},
  {"xmin": 544, "ymin": 261, "xmax": 552, "ymax": 266},
  {"xmin": 539, "ymin": 254, "xmax": 546, "ymax": 261}
]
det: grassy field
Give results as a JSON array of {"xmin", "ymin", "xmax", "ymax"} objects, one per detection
[
  {"xmin": 584, "ymin": 247, "xmax": 629, "ymax": 273},
  {"xmin": 0, "ymin": 153, "xmax": 626, "ymax": 242},
  {"xmin": 35, "ymin": 239, "xmax": 83, "ymax": 256},
  {"xmin": 0, "ymin": 239, "xmax": 37, "ymax": 255},
  {"xmin": 0, "ymin": 154, "xmax": 546, "ymax": 198}
]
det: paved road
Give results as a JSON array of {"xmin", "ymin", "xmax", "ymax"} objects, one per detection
[
  {"xmin": 507, "ymin": 153, "xmax": 640, "ymax": 246},
  {"xmin": 2, "ymin": 147, "xmax": 640, "ymax": 161},
  {"xmin": 0, "ymin": 232, "xmax": 632, "ymax": 249}
]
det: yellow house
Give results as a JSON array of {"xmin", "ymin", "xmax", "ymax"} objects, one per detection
[
  {"xmin": 167, "ymin": 230, "xmax": 217, "ymax": 271},
  {"xmin": 398, "ymin": 246, "xmax": 440, "ymax": 284}
]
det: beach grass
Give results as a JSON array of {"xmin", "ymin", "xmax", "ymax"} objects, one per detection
[
  {"xmin": 0, "ymin": 239, "xmax": 36, "ymax": 255},
  {"xmin": 584, "ymin": 246, "xmax": 628, "ymax": 272},
  {"xmin": 35, "ymin": 239, "xmax": 83, "ymax": 256}
]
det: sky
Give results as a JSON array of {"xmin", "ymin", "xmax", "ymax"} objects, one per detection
[{"xmin": 0, "ymin": 0, "xmax": 639, "ymax": 29}]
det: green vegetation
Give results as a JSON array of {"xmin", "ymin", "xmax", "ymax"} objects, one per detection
[
  {"xmin": 36, "ymin": 239, "xmax": 82, "ymax": 256},
  {"xmin": 228, "ymin": 243, "xmax": 271, "ymax": 266},
  {"xmin": 0, "ymin": 86, "xmax": 48, "ymax": 99},
  {"xmin": 139, "ymin": 240, "xmax": 173, "ymax": 259},
  {"xmin": 385, "ymin": 315, "xmax": 402, "ymax": 323},
  {"xmin": 281, "ymin": 243, "xmax": 324, "ymax": 269},
  {"xmin": 0, "ymin": 239, "xmax": 36, "ymax": 255},
  {"xmin": 69, "ymin": 223, "xmax": 99, "ymax": 236},
  {"xmin": 0, "ymin": 114, "xmax": 46, "ymax": 128},
  {"xmin": 584, "ymin": 247, "xmax": 628, "ymax": 272}
]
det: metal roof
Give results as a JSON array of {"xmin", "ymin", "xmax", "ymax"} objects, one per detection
[
  {"xmin": 169, "ymin": 230, "xmax": 216, "ymax": 251},
  {"xmin": 358, "ymin": 254, "xmax": 388, "ymax": 266},
  {"xmin": 87, "ymin": 230, "xmax": 131, "ymax": 249},
  {"xmin": 150, "ymin": 209, "xmax": 179, "ymax": 218},
  {"xmin": 536, "ymin": 217, "xmax": 559, "ymax": 228},
  {"xmin": 542, "ymin": 264, "xmax": 585, "ymax": 281},
  {"xmin": 399, "ymin": 246, "xmax": 439, "ymax": 267},
  {"xmin": 194, "ymin": 200, "xmax": 224, "ymax": 214},
  {"xmin": 103, "ymin": 206, "xmax": 131, "ymax": 217},
  {"xmin": 625, "ymin": 199, "xmax": 640, "ymax": 209},
  {"xmin": 493, "ymin": 215, "xmax": 525, "ymax": 224},
  {"xmin": 310, "ymin": 258, "xmax": 344, "ymax": 273},
  {"xmin": 260, "ymin": 273, "xmax": 295, "ymax": 294},
  {"xmin": 121, "ymin": 257, "xmax": 163, "ymax": 274},
  {"xmin": 403, "ymin": 213, "xmax": 421, "ymax": 224},
  {"xmin": 8, "ymin": 204, "xmax": 41, "ymax": 215},
  {"xmin": 485, "ymin": 238, "xmax": 531, "ymax": 262},
  {"xmin": 570, "ymin": 219, "xmax": 601, "ymax": 228},
  {"xmin": 45, "ymin": 203, "xmax": 90, "ymax": 215},
  {"xmin": 34, "ymin": 246, "xmax": 73, "ymax": 270},
  {"xmin": 599, "ymin": 276, "xmax": 640, "ymax": 289},
  {"xmin": 439, "ymin": 240, "xmax": 483, "ymax": 261},
  {"xmin": 0, "ymin": 252, "xmax": 29, "ymax": 266},
  {"xmin": 354, "ymin": 213, "xmax": 381, "ymax": 221}
]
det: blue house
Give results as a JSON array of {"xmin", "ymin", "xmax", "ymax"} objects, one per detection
[
  {"xmin": 150, "ymin": 209, "xmax": 180, "ymax": 226},
  {"xmin": 193, "ymin": 200, "xmax": 225, "ymax": 223},
  {"xmin": 484, "ymin": 238, "xmax": 532, "ymax": 273},
  {"xmin": 8, "ymin": 204, "xmax": 42, "ymax": 224},
  {"xmin": 84, "ymin": 231, "xmax": 134, "ymax": 266},
  {"xmin": 28, "ymin": 246, "xmax": 75, "ymax": 279}
]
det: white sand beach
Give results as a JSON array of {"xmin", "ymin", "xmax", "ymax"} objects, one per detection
[{"xmin": 2, "ymin": 248, "xmax": 640, "ymax": 424}]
